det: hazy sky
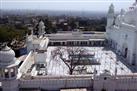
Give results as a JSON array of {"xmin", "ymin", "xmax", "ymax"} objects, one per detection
[{"xmin": 0, "ymin": 0, "xmax": 135, "ymax": 12}]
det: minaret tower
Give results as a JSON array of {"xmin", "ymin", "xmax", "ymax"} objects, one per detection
[
  {"xmin": 106, "ymin": 4, "xmax": 115, "ymax": 28},
  {"xmin": 26, "ymin": 29, "xmax": 33, "ymax": 53},
  {"xmin": 106, "ymin": 4, "xmax": 115, "ymax": 41},
  {"xmin": 38, "ymin": 20, "xmax": 46, "ymax": 37},
  {"xmin": 0, "ymin": 43, "xmax": 19, "ymax": 91}
]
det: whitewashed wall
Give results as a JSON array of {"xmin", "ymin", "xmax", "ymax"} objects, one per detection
[
  {"xmin": 19, "ymin": 74, "xmax": 137, "ymax": 91},
  {"xmin": 94, "ymin": 74, "xmax": 137, "ymax": 91},
  {"xmin": 19, "ymin": 75, "xmax": 93, "ymax": 90},
  {"xmin": 106, "ymin": 24, "xmax": 137, "ymax": 65},
  {"xmin": 18, "ymin": 51, "xmax": 34, "ymax": 74}
]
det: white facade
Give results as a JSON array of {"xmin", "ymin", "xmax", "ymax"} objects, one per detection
[
  {"xmin": 26, "ymin": 20, "xmax": 49, "ymax": 53},
  {"xmin": 0, "ymin": 44, "xmax": 19, "ymax": 91},
  {"xmin": 106, "ymin": 3, "xmax": 137, "ymax": 65},
  {"xmin": 26, "ymin": 35, "xmax": 49, "ymax": 53}
]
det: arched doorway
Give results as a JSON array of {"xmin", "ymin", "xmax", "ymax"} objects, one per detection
[
  {"xmin": 122, "ymin": 43, "xmax": 128, "ymax": 58},
  {"xmin": 124, "ymin": 48, "xmax": 128, "ymax": 58}
]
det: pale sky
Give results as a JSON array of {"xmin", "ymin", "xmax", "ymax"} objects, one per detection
[{"xmin": 0, "ymin": 0, "xmax": 135, "ymax": 12}]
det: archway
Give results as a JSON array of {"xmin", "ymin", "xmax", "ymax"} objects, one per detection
[
  {"xmin": 124, "ymin": 48, "xmax": 128, "ymax": 58},
  {"xmin": 122, "ymin": 43, "xmax": 128, "ymax": 58}
]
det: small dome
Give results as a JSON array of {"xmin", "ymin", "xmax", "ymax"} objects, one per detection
[
  {"xmin": 0, "ymin": 46, "xmax": 15, "ymax": 64},
  {"xmin": 124, "ymin": 11, "xmax": 136, "ymax": 25}
]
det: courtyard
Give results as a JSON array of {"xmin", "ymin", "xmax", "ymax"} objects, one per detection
[{"xmin": 46, "ymin": 47, "xmax": 132, "ymax": 76}]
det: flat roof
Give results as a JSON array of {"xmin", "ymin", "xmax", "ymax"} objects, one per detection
[
  {"xmin": 45, "ymin": 32, "xmax": 105, "ymax": 41},
  {"xmin": 20, "ymin": 47, "xmax": 133, "ymax": 77}
]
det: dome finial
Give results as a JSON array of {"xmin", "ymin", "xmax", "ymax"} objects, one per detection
[
  {"xmin": 0, "ymin": 42, "xmax": 7, "ymax": 50},
  {"xmin": 108, "ymin": 3, "xmax": 114, "ymax": 14}
]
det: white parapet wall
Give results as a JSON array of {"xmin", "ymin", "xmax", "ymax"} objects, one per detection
[
  {"xmin": 19, "ymin": 75, "xmax": 93, "ymax": 90},
  {"xmin": 18, "ymin": 51, "xmax": 34, "ymax": 77},
  {"xmin": 94, "ymin": 73, "xmax": 137, "ymax": 91}
]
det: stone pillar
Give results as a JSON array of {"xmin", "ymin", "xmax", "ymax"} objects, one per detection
[
  {"xmin": 87, "ymin": 41, "xmax": 89, "ymax": 46},
  {"xmin": 60, "ymin": 42, "xmax": 63, "ymax": 46}
]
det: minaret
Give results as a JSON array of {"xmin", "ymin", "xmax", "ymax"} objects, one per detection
[
  {"xmin": 106, "ymin": 4, "xmax": 115, "ymax": 28},
  {"xmin": 0, "ymin": 43, "xmax": 19, "ymax": 91},
  {"xmin": 26, "ymin": 30, "xmax": 33, "ymax": 53},
  {"xmin": 38, "ymin": 20, "xmax": 46, "ymax": 37},
  {"xmin": 106, "ymin": 4, "xmax": 115, "ymax": 40}
]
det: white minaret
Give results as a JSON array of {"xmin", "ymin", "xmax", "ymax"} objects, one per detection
[
  {"xmin": 107, "ymin": 4, "xmax": 115, "ymax": 28},
  {"xmin": 26, "ymin": 31, "xmax": 33, "ymax": 53},
  {"xmin": 0, "ymin": 43, "xmax": 19, "ymax": 91},
  {"xmin": 38, "ymin": 20, "xmax": 46, "ymax": 37},
  {"xmin": 106, "ymin": 4, "xmax": 115, "ymax": 40}
]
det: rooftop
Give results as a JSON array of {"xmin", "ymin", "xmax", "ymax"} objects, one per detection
[
  {"xmin": 18, "ymin": 47, "xmax": 133, "ymax": 78},
  {"xmin": 45, "ymin": 32, "xmax": 105, "ymax": 41}
]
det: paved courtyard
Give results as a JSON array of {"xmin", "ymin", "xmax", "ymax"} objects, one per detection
[{"xmin": 46, "ymin": 47, "xmax": 132, "ymax": 76}]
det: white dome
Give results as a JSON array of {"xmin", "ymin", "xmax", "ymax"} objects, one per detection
[
  {"xmin": 124, "ymin": 9, "xmax": 137, "ymax": 25},
  {"xmin": 0, "ymin": 46, "xmax": 15, "ymax": 64}
]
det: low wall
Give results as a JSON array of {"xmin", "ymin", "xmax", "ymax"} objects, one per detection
[
  {"xmin": 19, "ymin": 75, "xmax": 93, "ymax": 90},
  {"xmin": 18, "ymin": 51, "xmax": 34, "ymax": 75},
  {"xmin": 94, "ymin": 74, "xmax": 137, "ymax": 91},
  {"xmin": 19, "ymin": 73, "xmax": 137, "ymax": 91}
]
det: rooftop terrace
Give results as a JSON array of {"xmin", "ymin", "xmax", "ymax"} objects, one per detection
[{"xmin": 18, "ymin": 47, "xmax": 133, "ymax": 78}]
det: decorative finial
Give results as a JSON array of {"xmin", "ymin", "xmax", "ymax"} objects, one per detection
[
  {"xmin": 108, "ymin": 3, "xmax": 114, "ymax": 14},
  {"xmin": 0, "ymin": 42, "xmax": 7, "ymax": 50}
]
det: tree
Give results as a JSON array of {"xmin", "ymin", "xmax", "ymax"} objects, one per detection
[
  {"xmin": 0, "ymin": 25, "xmax": 28, "ymax": 43},
  {"xmin": 51, "ymin": 47, "xmax": 95, "ymax": 75}
]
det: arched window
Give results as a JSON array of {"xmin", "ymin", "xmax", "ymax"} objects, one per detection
[
  {"xmin": 11, "ymin": 68, "xmax": 15, "ymax": 77},
  {"xmin": 0, "ymin": 69, "xmax": 3, "ymax": 77},
  {"xmin": 124, "ymin": 48, "xmax": 128, "ymax": 58},
  {"xmin": 4, "ymin": 69, "xmax": 9, "ymax": 78}
]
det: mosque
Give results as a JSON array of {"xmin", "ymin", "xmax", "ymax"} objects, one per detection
[
  {"xmin": 106, "ymin": 2, "xmax": 137, "ymax": 66},
  {"xmin": 1, "ymin": 1, "xmax": 137, "ymax": 91}
]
